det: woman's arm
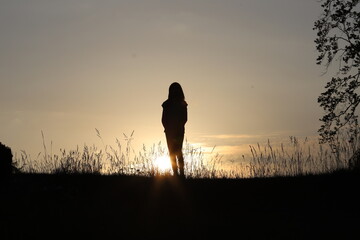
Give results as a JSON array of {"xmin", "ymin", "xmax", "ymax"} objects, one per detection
[
  {"xmin": 162, "ymin": 108, "xmax": 167, "ymax": 128},
  {"xmin": 182, "ymin": 105, "xmax": 187, "ymax": 125}
]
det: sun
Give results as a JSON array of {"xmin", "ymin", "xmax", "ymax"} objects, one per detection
[{"xmin": 154, "ymin": 155, "xmax": 172, "ymax": 172}]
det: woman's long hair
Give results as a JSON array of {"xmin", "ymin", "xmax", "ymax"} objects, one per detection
[{"xmin": 168, "ymin": 82, "xmax": 185, "ymax": 101}]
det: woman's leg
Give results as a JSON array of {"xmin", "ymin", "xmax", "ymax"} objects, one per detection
[
  {"xmin": 177, "ymin": 151, "xmax": 184, "ymax": 177},
  {"xmin": 170, "ymin": 153, "xmax": 178, "ymax": 176},
  {"xmin": 166, "ymin": 134, "xmax": 179, "ymax": 176},
  {"xmin": 176, "ymin": 134, "xmax": 185, "ymax": 177}
]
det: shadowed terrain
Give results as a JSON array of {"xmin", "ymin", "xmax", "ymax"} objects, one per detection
[{"xmin": 1, "ymin": 171, "xmax": 359, "ymax": 239}]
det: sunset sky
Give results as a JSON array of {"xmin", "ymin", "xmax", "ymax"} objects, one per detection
[{"xmin": 1, "ymin": 0, "xmax": 328, "ymax": 161}]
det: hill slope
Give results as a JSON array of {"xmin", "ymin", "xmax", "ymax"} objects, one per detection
[{"xmin": 1, "ymin": 172, "xmax": 359, "ymax": 239}]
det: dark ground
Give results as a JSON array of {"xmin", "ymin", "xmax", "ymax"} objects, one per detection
[{"xmin": 1, "ymin": 171, "xmax": 359, "ymax": 239}]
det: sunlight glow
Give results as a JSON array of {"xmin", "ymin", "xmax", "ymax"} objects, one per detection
[{"xmin": 154, "ymin": 155, "xmax": 172, "ymax": 172}]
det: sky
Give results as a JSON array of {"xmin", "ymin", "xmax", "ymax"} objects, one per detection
[{"xmin": 0, "ymin": 0, "xmax": 328, "ymax": 162}]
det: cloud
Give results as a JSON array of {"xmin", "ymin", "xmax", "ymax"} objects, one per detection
[
  {"xmin": 192, "ymin": 132, "xmax": 289, "ymax": 148},
  {"xmin": 202, "ymin": 134, "xmax": 262, "ymax": 139}
]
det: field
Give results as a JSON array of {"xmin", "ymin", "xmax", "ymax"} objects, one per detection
[
  {"xmin": 1, "ymin": 170, "xmax": 359, "ymax": 239},
  {"xmin": 1, "ymin": 135, "xmax": 360, "ymax": 239}
]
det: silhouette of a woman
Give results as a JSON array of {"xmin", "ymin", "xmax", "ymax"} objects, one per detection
[{"xmin": 162, "ymin": 82, "xmax": 188, "ymax": 177}]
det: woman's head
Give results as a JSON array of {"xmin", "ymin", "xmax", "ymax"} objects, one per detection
[{"xmin": 168, "ymin": 82, "xmax": 185, "ymax": 101}]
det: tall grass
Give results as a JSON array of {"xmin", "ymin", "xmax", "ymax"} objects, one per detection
[
  {"xmin": 13, "ymin": 130, "xmax": 356, "ymax": 178},
  {"xmin": 247, "ymin": 136, "xmax": 350, "ymax": 178},
  {"xmin": 14, "ymin": 130, "xmax": 225, "ymax": 178}
]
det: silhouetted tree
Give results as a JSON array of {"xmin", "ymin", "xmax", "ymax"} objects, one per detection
[
  {"xmin": 0, "ymin": 142, "xmax": 13, "ymax": 176},
  {"xmin": 314, "ymin": 0, "xmax": 360, "ymax": 150}
]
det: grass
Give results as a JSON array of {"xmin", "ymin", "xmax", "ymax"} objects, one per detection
[
  {"xmin": 12, "ymin": 129, "xmax": 357, "ymax": 178},
  {"xmin": 4, "ymin": 130, "xmax": 360, "ymax": 239}
]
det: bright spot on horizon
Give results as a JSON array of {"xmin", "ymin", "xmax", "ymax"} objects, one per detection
[{"xmin": 154, "ymin": 155, "xmax": 172, "ymax": 172}]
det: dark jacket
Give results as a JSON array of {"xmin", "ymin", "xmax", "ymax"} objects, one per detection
[{"xmin": 162, "ymin": 99, "xmax": 188, "ymax": 136}]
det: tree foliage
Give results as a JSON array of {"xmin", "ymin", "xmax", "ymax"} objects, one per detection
[{"xmin": 314, "ymin": 0, "xmax": 360, "ymax": 149}]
